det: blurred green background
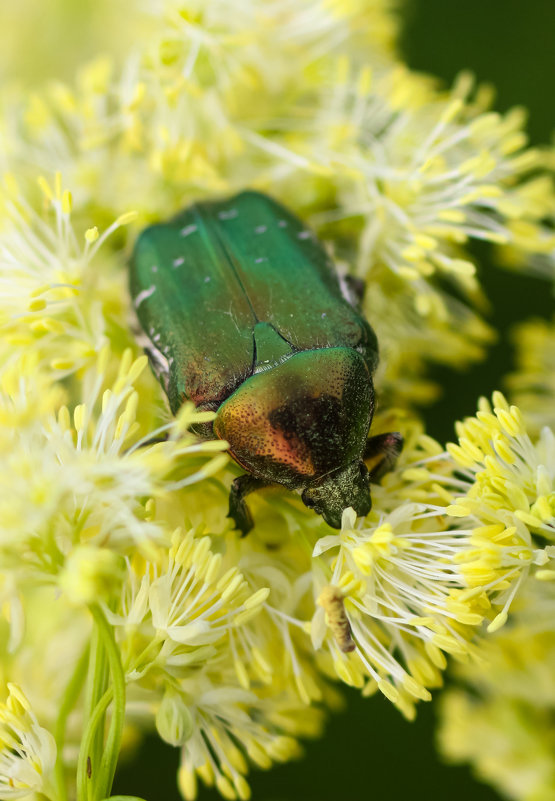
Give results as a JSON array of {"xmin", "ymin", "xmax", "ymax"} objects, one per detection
[{"xmin": 106, "ymin": 0, "xmax": 553, "ymax": 799}]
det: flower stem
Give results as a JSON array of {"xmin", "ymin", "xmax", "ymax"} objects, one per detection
[
  {"xmin": 76, "ymin": 687, "xmax": 113, "ymax": 801},
  {"xmin": 76, "ymin": 605, "xmax": 126, "ymax": 801},
  {"xmin": 82, "ymin": 618, "xmax": 109, "ymax": 798},
  {"xmin": 54, "ymin": 644, "xmax": 90, "ymax": 801},
  {"xmin": 91, "ymin": 605, "xmax": 126, "ymax": 801}
]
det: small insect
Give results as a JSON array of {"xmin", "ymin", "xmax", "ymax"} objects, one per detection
[
  {"xmin": 317, "ymin": 585, "xmax": 356, "ymax": 653},
  {"xmin": 130, "ymin": 191, "xmax": 402, "ymax": 534}
]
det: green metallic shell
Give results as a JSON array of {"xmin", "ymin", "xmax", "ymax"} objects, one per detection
[{"xmin": 129, "ymin": 191, "xmax": 378, "ymax": 417}]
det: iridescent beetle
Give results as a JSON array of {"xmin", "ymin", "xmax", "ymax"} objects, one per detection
[{"xmin": 130, "ymin": 191, "xmax": 402, "ymax": 534}]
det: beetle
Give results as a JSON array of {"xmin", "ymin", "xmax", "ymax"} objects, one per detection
[{"xmin": 130, "ymin": 190, "xmax": 402, "ymax": 534}]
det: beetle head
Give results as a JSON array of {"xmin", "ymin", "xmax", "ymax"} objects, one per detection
[{"xmin": 301, "ymin": 460, "xmax": 371, "ymax": 528}]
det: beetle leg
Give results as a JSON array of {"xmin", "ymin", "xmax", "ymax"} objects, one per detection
[
  {"xmin": 123, "ymin": 433, "xmax": 169, "ymax": 456},
  {"xmin": 142, "ymin": 433, "xmax": 169, "ymax": 447},
  {"xmin": 339, "ymin": 273, "xmax": 366, "ymax": 307},
  {"xmin": 228, "ymin": 475, "xmax": 272, "ymax": 536},
  {"xmin": 363, "ymin": 432, "xmax": 403, "ymax": 482}
]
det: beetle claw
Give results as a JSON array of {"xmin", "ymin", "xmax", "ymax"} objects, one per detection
[
  {"xmin": 227, "ymin": 505, "xmax": 254, "ymax": 538},
  {"xmin": 228, "ymin": 474, "xmax": 271, "ymax": 536},
  {"xmin": 364, "ymin": 432, "xmax": 404, "ymax": 482}
]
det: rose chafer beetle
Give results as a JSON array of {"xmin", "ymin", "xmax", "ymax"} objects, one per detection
[{"xmin": 130, "ymin": 191, "xmax": 401, "ymax": 534}]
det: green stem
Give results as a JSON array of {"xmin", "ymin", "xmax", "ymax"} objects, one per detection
[
  {"xmin": 76, "ymin": 609, "xmax": 155, "ymax": 801},
  {"xmin": 82, "ymin": 619, "xmax": 109, "ymax": 798},
  {"xmin": 76, "ymin": 687, "xmax": 113, "ymax": 801},
  {"xmin": 54, "ymin": 644, "xmax": 90, "ymax": 801},
  {"xmin": 90, "ymin": 606, "xmax": 126, "ymax": 801}
]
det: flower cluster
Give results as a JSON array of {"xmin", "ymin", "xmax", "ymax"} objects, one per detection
[
  {"xmin": 107, "ymin": 528, "xmax": 317, "ymax": 800},
  {"xmin": 0, "ymin": 172, "xmax": 138, "ymax": 379},
  {"xmin": 3, "ymin": 3, "xmax": 552, "ymax": 405},
  {"xmin": 438, "ymin": 580, "xmax": 555, "ymax": 801},
  {"xmin": 1, "ymin": 2, "xmax": 555, "ymax": 801},
  {"xmin": 0, "ymin": 347, "xmax": 227, "ymax": 563},
  {"xmin": 396, "ymin": 392, "xmax": 555, "ymax": 634},
  {"xmin": 311, "ymin": 504, "xmax": 482, "ymax": 720},
  {"xmin": 432, "ymin": 380, "xmax": 555, "ymax": 801},
  {"xmin": 0, "ymin": 684, "xmax": 56, "ymax": 800}
]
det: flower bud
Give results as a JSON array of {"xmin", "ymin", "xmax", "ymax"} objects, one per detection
[
  {"xmin": 59, "ymin": 545, "xmax": 126, "ymax": 605},
  {"xmin": 156, "ymin": 688, "xmax": 194, "ymax": 746}
]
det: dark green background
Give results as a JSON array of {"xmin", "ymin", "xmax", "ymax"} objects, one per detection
[{"xmin": 114, "ymin": 2, "xmax": 554, "ymax": 799}]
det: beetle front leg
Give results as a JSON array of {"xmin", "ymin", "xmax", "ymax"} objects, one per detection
[
  {"xmin": 228, "ymin": 474, "xmax": 272, "ymax": 536},
  {"xmin": 364, "ymin": 432, "xmax": 403, "ymax": 482},
  {"xmin": 339, "ymin": 273, "xmax": 366, "ymax": 307}
]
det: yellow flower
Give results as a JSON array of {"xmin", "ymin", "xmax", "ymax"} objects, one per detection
[
  {"xmin": 105, "ymin": 525, "xmax": 325, "ymax": 800},
  {"xmin": 438, "ymin": 580, "xmax": 555, "ymax": 801},
  {"xmin": 59, "ymin": 545, "xmax": 127, "ymax": 606},
  {"xmin": 2, "ymin": 6, "xmax": 552, "ymax": 415},
  {"xmin": 312, "ymin": 503, "xmax": 485, "ymax": 719},
  {"xmin": 407, "ymin": 392, "xmax": 555, "ymax": 631},
  {"xmin": 0, "ymin": 173, "xmax": 137, "ymax": 378},
  {"xmin": 446, "ymin": 392, "xmax": 555, "ymax": 539},
  {"xmin": 291, "ymin": 68, "xmax": 553, "ymax": 304},
  {"xmin": 507, "ymin": 315, "xmax": 555, "ymax": 432},
  {"xmin": 0, "ymin": 683, "xmax": 56, "ymax": 799},
  {"xmin": 148, "ymin": 528, "xmax": 270, "ymax": 648},
  {"xmin": 174, "ymin": 664, "xmax": 317, "ymax": 801},
  {"xmin": 369, "ymin": 279, "xmax": 494, "ymax": 407},
  {"xmin": 439, "ymin": 688, "xmax": 555, "ymax": 801},
  {"xmin": 0, "ymin": 347, "xmax": 228, "ymax": 578},
  {"xmin": 9, "ymin": 1, "xmax": 400, "ymax": 219}
]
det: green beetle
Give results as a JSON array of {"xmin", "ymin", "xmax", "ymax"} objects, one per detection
[{"xmin": 130, "ymin": 191, "xmax": 401, "ymax": 533}]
